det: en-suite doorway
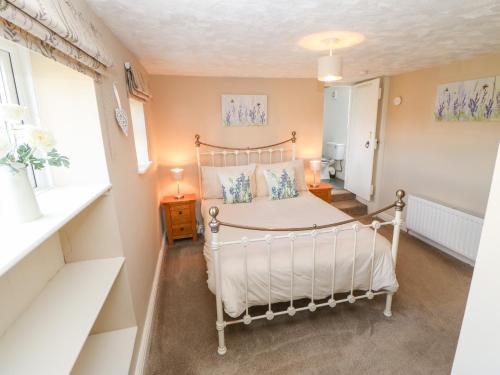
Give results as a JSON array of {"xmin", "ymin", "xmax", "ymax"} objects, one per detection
[
  {"xmin": 322, "ymin": 78, "xmax": 382, "ymax": 203},
  {"xmin": 322, "ymin": 86, "xmax": 350, "ymax": 190}
]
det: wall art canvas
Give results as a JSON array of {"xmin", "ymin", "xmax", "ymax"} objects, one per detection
[
  {"xmin": 434, "ymin": 76, "xmax": 500, "ymax": 121},
  {"xmin": 221, "ymin": 95, "xmax": 267, "ymax": 126}
]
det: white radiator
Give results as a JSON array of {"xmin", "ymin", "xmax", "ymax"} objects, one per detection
[{"xmin": 406, "ymin": 195, "xmax": 483, "ymax": 262}]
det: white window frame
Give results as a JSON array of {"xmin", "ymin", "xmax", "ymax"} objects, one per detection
[
  {"xmin": 128, "ymin": 97, "xmax": 152, "ymax": 174},
  {"xmin": 0, "ymin": 38, "xmax": 52, "ymax": 190}
]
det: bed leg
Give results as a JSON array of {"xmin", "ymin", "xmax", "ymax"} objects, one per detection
[
  {"xmin": 384, "ymin": 293, "xmax": 393, "ymax": 317},
  {"xmin": 209, "ymin": 207, "xmax": 227, "ymax": 355},
  {"xmin": 384, "ymin": 190, "xmax": 405, "ymax": 319},
  {"xmin": 216, "ymin": 322, "xmax": 227, "ymax": 355}
]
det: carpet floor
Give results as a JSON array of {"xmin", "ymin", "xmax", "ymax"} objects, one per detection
[{"xmin": 145, "ymin": 227, "xmax": 472, "ymax": 375}]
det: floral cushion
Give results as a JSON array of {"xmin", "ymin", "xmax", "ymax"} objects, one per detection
[
  {"xmin": 218, "ymin": 169, "xmax": 255, "ymax": 204},
  {"xmin": 263, "ymin": 167, "xmax": 299, "ymax": 200},
  {"xmin": 255, "ymin": 160, "xmax": 307, "ymax": 197},
  {"xmin": 201, "ymin": 164, "xmax": 257, "ymax": 199}
]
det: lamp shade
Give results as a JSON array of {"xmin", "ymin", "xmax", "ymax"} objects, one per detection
[
  {"xmin": 309, "ymin": 160, "xmax": 321, "ymax": 172},
  {"xmin": 317, "ymin": 55, "xmax": 342, "ymax": 82},
  {"xmin": 170, "ymin": 168, "xmax": 184, "ymax": 181}
]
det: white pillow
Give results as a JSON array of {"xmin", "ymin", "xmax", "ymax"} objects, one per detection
[
  {"xmin": 201, "ymin": 164, "xmax": 257, "ymax": 199},
  {"xmin": 256, "ymin": 160, "xmax": 307, "ymax": 197},
  {"xmin": 218, "ymin": 167, "xmax": 255, "ymax": 204},
  {"xmin": 262, "ymin": 166, "xmax": 299, "ymax": 200}
]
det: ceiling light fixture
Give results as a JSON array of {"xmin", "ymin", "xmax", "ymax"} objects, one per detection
[
  {"xmin": 298, "ymin": 31, "xmax": 365, "ymax": 51},
  {"xmin": 317, "ymin": 38, "xmax": 342, "ymax": 82}
]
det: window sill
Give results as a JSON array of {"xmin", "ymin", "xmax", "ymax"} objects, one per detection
[
  {"xmin": 0, "ymin": 183, "xmax": 111, "ymax": 277},
  {"xmin": 137, "ymin": 161, "xmax": 153, "ymax": 175}
]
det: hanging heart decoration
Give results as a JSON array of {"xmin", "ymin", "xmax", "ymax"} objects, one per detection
[{"xmin": 113, "ymin": 82, "xmax": 129, "ymax": 135}]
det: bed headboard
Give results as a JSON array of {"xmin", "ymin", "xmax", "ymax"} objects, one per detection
[{"xmin": 195, "ymin": 131, "xmax": 297, "ymax": 197}]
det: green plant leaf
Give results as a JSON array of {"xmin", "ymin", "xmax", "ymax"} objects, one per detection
[
  {"xmin": 15, "ymin": 143, "xmax": 47, "ymax": 169},
  {"xmin": 16, "ymin": 143, "xmax": 32, "ymax": 165},
  {"xmin": 47, "ymin": 148, "xmax": 70, "ymax": 168}
]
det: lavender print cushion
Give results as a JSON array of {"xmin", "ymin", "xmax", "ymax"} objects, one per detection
[
  {"xmin": 218, "ymin": 170, "xmax": 254, "ymax": 204},
  {"xmin": 263, "ymin": 167, "xmax": 299, "ymax": 200}
]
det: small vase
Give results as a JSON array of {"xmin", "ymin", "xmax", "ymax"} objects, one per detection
[{"xmin": 0, "ymin": 166, "xmax": 42, "ymax": 224}]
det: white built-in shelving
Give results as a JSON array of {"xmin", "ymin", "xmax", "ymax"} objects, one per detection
[
  {"xmin": 0, "ymin": 257, "xmax": 133, "ymax": 374},
  {"xmin": 72, "ymin": 327, "xmax": 138, "ymax": 375},
  {"xmin": 0, "ymin": 184, "xmax": 111, "ymax": 276},
  {"xmin": 0, "ymin": 49, "xmax": 139, "ymax": 374}
]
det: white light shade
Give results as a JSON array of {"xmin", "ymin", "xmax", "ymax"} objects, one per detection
[
  {"xmin": 317, "ymin": 55, "xmax": 342, "ymax": 82},
  {"xmin": 170, "ymin": 168, "xmax": 184, "ymax": 181},
  {"xmin": 309, "ymin": 160, "xmax": 321, "ymax": 172}
]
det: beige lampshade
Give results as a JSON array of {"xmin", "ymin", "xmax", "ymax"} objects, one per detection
[
  {"xmin": 317, "ymin": 55, "xmax": 342, "ymax": 82},
  {"xmin": 309, "ymin": 160, "xmax": 321, "ymax": 172},
  {"xmin": 170, "ymin": 168, "xmax": 184, "ymax": 181}
]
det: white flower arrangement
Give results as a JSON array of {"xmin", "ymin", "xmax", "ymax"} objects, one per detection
[
  {"xmin": 0, "ymin": 103, "xmax": 29, "ymax": 123},
  {"xmin": 0, "ymin": 104, "xmax": 69, "ymax": 173}
]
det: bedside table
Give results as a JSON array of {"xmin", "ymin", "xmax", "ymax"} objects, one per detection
[
  {"xmin": 162, "ymin": 194, "xmax": 198, "ymax": 246},
  {"xmin": 308, "ymin": 183, "xmax": 332, "ymax": 203}
]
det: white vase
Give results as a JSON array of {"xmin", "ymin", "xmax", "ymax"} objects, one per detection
[{"xmin": 0, "ymin": 166, "xmax": 42, "ymax": 224}]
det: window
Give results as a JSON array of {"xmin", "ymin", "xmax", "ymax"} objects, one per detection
[
  {"xmin": 0, "ymin": 40, "xmax": 50, "ymax": 190},
  {"xmin": 129, "ymin": 98, "xmax": 151, "ymax": 173}
]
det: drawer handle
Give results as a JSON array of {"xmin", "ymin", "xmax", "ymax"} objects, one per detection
[
  {"xmin": 178, "ymin": 211, "xmax": 182, "ymax": 215},
  {"xmin": 180, "ymin": 227, "xmax": 184, "ymax": 231}
]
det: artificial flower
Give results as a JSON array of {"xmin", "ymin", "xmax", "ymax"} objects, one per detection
[
  {"xmin": 0, "ymin": 103, "xmax": 28, "ymax": 123},
  {"xmin": 26, "ymin": 127, "xmax": 56, "ymax": 152}
]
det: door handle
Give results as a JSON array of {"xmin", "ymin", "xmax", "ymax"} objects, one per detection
[{"xmin": 364, "ymin": 140, "xmax": 370, "ymax": 148}]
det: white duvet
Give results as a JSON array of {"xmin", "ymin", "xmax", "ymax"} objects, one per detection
[{"xmin": 201, "ymin": 192, "xmax": 398, "ymax": 318}]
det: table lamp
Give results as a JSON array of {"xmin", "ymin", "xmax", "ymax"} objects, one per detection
[
  {"xmin": 170, "ymin": 168, "xmax": 184, "ymax": 199},
  {"xmin": 309, "ymin": 160, "xmax": 321, "ymax": 188}
]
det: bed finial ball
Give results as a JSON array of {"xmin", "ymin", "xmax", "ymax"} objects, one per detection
[
  {"xmin": 195, "ymin": 134, "xmax": 200, "ymax": 146},
  {"xmin": 396, "ymin": 190, "xmax": 405, "ymax": 200},
  {"xmin": 209, "ymin": 206, "xmax": 219, "ymax": 218},
  {"xmin": 209, "ymin": 207, "xmax": 220, "ymax": 233},
  {"xmin": 395, "ymin": 190, "xmax": 406, "ymax": 211}
]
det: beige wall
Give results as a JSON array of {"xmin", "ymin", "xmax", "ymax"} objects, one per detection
[
  {"xmin": 375, "ymin": 53, "xmax": 500, "ymax": 217},
  {"xmin": 70, "ymin": 0, "xmax": 162, "ymax": 370},
  {"xmin": 149, "ymin": 76, "xmax": 324, "ymax": 198}
]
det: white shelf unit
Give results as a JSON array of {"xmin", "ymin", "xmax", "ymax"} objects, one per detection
[
  {"xmin": 72, "ymin": 327, "xmax": 138, "ymax": 375},
  {"xmin": 0, "ymin": 257, "xmax": 131, "ymax": 374},
  {"xmin": 0, "ymin": 184, "xmax": 112, "ymax": 276},
  {"xmin": 0, "ymin": 49, "xmax": 141, "ymax": 374}
]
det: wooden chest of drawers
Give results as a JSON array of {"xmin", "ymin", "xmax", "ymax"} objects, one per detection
[{"xmin": 162, "ymin": 194, "xmax": 198, "ymax": 246}]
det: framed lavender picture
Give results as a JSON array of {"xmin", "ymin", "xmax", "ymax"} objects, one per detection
[
  {"xmin": 434, "ymin": 76, "xmax": 500, "ymax": 121},
  {"xmin": 221, "ymin": 95, "xmax": 267, "ymax": 126}
]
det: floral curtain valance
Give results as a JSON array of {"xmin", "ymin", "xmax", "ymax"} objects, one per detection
[
  {"xmin": 0, "ymin": 0, "xmax": 113, "ymax": 79},
  {"xmin": 125, "ymin": 62, "xmax": 152, "ymax": 101}
]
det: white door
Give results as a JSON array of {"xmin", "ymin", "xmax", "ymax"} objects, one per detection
[{"xmin": 344, "ymin": 78, "xmax": 380, "ymax": 201}]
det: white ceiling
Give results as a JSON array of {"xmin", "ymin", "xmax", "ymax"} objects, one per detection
[{"xmin": 87, "ymin": 0, "xmax": 500, "ymax": 81}]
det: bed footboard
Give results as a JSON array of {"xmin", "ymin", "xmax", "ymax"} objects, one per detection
[{"xmin": 208, "ymin": 190, "xmax": 406, "ymax": 355}]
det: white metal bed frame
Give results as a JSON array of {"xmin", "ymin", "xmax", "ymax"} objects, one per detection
[{"xmin": 195, "ymin": 132, "xmax": 405, "ymax": 355}]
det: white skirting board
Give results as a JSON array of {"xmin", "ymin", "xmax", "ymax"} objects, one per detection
[
  {"xmin": 133, "ymin": 236, "xmax": 165, "ymax": 375},
  {"xmin": 408, "ymin": 230, "xmax": 475, "ymax": 266}
]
